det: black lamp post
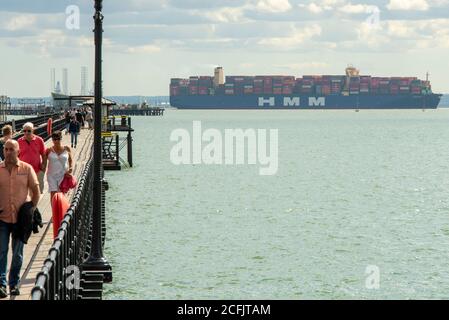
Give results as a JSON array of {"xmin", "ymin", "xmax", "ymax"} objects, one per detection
[{"xmin": 80, "ymin": 0, "xmax": 112, "ymax": 283}]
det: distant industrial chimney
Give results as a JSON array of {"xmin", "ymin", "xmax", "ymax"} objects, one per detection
[
  {"xmin": 62, "ymin": 68, "xmax": 68, "ymax": 95},
  {"xmin": 50, "ymin": 68, "xmax": 56, "ymax": 93},
  {"xmin": 80, "ymin": 66, "xmax": 88, "ymax": 95},
  {"xmin": 214, "ymin": 67, "xmax": 224, "ymax": 87}
]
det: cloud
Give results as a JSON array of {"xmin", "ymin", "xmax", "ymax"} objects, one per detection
[
  {"xmin": 307, "ymin": 3, "xmax": 324, "ymax": 13},
  {"xmin": 199, "ymin": 6, "xmax": 248, "ymax": 23},
  {"xmin": 258, "ymin": 24, "xmax": 321, "ymax": 49},
  {"xmin": 339, "ymin": 4, "xmax": 379, "ymax": 14},
  {"xmin": 127, "ymin": 44, "xmax": 161, "ymax": 54},
  {"xmin": 5, "ymin": 14, "xmax": 37, "ymax": 31},
  {"xmin": 6, "ymin": 29, "xmax": 68, "ymax": 58},
  {"xmin": 386, "ymin": 21, "xmax": 417, "ymax": 37},
  {"xmin": 256, "ymin": 0, "xmax": 292, "ymax": 13},
  {"xmin": 299, "ymin": 0, "xmax": 346, "ymax": 12},
  {"xmin": 386, "ymin": 0, "xmax": 430, "ymax": 11}
]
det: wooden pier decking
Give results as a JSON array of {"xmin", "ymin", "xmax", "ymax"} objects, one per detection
[{"xmin": 2, "ymin": 128, "xmax": 93, "ymax": 300}]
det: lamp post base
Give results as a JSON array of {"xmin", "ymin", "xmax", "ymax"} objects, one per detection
[{"xmin": 80, "ymin": 257, "xmax": 113, "ymax": 283}]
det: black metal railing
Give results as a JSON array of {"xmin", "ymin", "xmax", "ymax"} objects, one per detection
[
  {"xmin": 31, "ymin": 152, "xmax": 105, "ymax": 300},
  {"xmin": 1, "ymin": 114, "xmax": 67, "ymax": 144},
  {"xmin": 109, "ymin": 107, "xmax": 164, "ymax": 116},
  {"xmin": 0, "ymin": 112, "xmax": 64, "ymax": 133}
]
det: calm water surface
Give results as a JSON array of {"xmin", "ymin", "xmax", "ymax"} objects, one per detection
[{"xmin": 104, "ymin": 109, "xmax": 449, "ymax": 299}]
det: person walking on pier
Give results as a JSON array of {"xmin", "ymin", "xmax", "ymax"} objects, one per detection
[
  {"xmin": 64, "ymin": 111, "xmax": 71, "ymax": 135},
  {"xmin": 75, "ymin": 109, "xmax": 85, "ymax": 129},
  {"xmin": 18, "ymin": 123, "xmax": 47, "ymax": 194},
  {"xmin": 68, "ymin": 117, "xmax": 80, "ymax": 148},
  {"xmin": 0, "ymin": 125, "xmax": 13, "ymax": 161},
  {"xmin": 85, "ymin": 107, "xmax": 93, "ymax": 130},
  {"xmin": 0, "ymin": 140, "xmax": 40, "ymax": 298},
  {"xmin": 44, "ymin": 130, "xmax": 74, "ymax": 201}
]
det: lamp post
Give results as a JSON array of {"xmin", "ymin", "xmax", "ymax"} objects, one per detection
[{"xmin": 80, "ymin": 0, "xmax": 112, "ymax": 283}]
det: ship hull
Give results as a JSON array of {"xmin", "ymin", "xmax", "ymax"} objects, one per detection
[{"xmin": 170, "ymin": 94, "xmax": 442, "ymax": 109}]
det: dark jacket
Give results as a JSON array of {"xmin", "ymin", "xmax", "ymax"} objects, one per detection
[
  {"xmin": 33, "ymin": 208, "xmax": 43, "ymax": 234},
  {"xmin": 0, "ymin": 139, "xmax": 4, "ymax": 160},
  {"xmin": 12, "ymin": 202, "xmax": 43, "ymax": 244},
  {"xmin": 69, "ymin": 120, "xmax": 80, "ymax": 134}
]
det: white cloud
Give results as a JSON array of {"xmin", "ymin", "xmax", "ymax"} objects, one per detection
[
  {"xmin": 307, "ymin": 3, "xmax": 324, "ymax": 13},
  {"xmin": 386, "ymin": 0, "xmax": 430, "ymax": 11},
  {"xmin": 127, "ymin": 44, "xmax": 161, "ymax": 54},
  {"xmin": 13, "ymin": 29, "xmax": 67, "ymax": 58},
  {"xmin": 386, "ymin": 21, "xmax": 416, "ymax": 38},
  {"xmin": 78, "ymin": 36, "xmax": 93, "ymax": 47},
  {"xmin": 258, "ymin": 24, "xmax": 321, "ymax": 49},
  {"xmin": 356, "ymin": 21, "xmax": 389, "ymax": 48},
  {"xmin": 300, "ymin": 0, "xmax": 354, "ymax": 13},
  {"xmin": 256, "ymin": 0, "xmax": 292, "ymax": 13},
  {"xmin": 200, "ymin": 6, "xmax": 248, "ymax": 23},
  {"xmin": 5, "ymin": 14, "xmax": 36, "ymax": 31},
  {"xmin": 339, "ymin": 4, "xmax": 379, "ymax": 14}
]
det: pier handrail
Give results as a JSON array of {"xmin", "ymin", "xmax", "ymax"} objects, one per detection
[
  {"xmin": 1, "ymin": 114, "xmax": 67, "ymax": 143},
  {"xmin": 31, "ymin": 152, "xmax": 96, "ymax": 300},
  {"xmin": 0, "ymin": 112, "xmax": 64, "ymax": 133}
]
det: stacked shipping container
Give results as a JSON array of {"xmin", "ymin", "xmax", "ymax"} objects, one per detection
[{"xmin": 170, "ymin": 74, "xmax": 432, "ymax": 97}]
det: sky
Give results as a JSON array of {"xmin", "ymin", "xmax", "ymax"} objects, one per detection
[{"xmin": 0, "ymin": 0, "xmax": 448, "ymax": 97}]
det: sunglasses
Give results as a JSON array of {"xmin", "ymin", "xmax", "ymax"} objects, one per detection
[
  {"xmin": 24, "ymin": 130, "xmax": 32, "ymax": 133},
  {"xmin": 52, "ymin": 136, "xmax": 62, "ymax": 140}
]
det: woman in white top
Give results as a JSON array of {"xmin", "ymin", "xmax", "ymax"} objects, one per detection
[
  {"xmin": 44, "ymin": 130, "xmax": 74, "ymax": 201},
  {"xmin": 85, "ymin": 108, "xmax": 93, "ymax": 130}
]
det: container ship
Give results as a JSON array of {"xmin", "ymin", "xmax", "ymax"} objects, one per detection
[{"xmin": 170, "ymin": 66, "xmax": 442, "ymax": 109}]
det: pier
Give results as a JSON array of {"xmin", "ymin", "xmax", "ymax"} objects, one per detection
[
  {"xmin": 102, "ymin": 116, "xmax": 134, "ymax": 170},
  {"xmin": 0, "ymin": 113, "xmax": 106, "ymax": 299},
  {"xmin": 109, "ymin": 107, "xmax": 164, "ymax": 116},
  {"xmin": 17, "ymin": 129, "xmax": 94, "ymax": 299},
  {"xmin": 1, "ymin": 1, "xmax": 114, "ymax": 300}
]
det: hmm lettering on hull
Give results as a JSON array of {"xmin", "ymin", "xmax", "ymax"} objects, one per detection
[{"xmin": 258, "ymin": 97, "xmax": 326, "ymax": 107}]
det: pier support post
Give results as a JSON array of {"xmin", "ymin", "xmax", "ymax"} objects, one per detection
[
  {"xmin": 116, "ymin": 133, "xmax": 120, "ymax": 168},
  {"xmin": 80, "ymin": 0, "xmax": 112, "ymax": 286},
  {"xmin": 127, "ymin": 117, "xmax": 133, "ymax": 167}
]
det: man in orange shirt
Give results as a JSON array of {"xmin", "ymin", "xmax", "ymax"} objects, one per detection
[
  {"xmin": 17, "ymin": 122, "xmax": 47, "ymax": 194},
  {"xmin": 0, "ymin": 140, "xmax": 40, "ymax": 298}
]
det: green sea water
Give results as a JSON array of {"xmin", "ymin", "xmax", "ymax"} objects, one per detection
[{"xmin": 103, "ymin": 109, "xmax": 449, "ymax": 299}]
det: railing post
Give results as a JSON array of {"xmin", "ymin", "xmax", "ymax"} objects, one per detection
[{"xmin": 80, "ymin": 0, "xmax": 112, "ymax": 289}]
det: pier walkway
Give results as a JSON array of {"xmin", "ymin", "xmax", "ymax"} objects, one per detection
[{"xmin": 3, "ymin": 128, "xmax": 93, "ymax": 300}]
